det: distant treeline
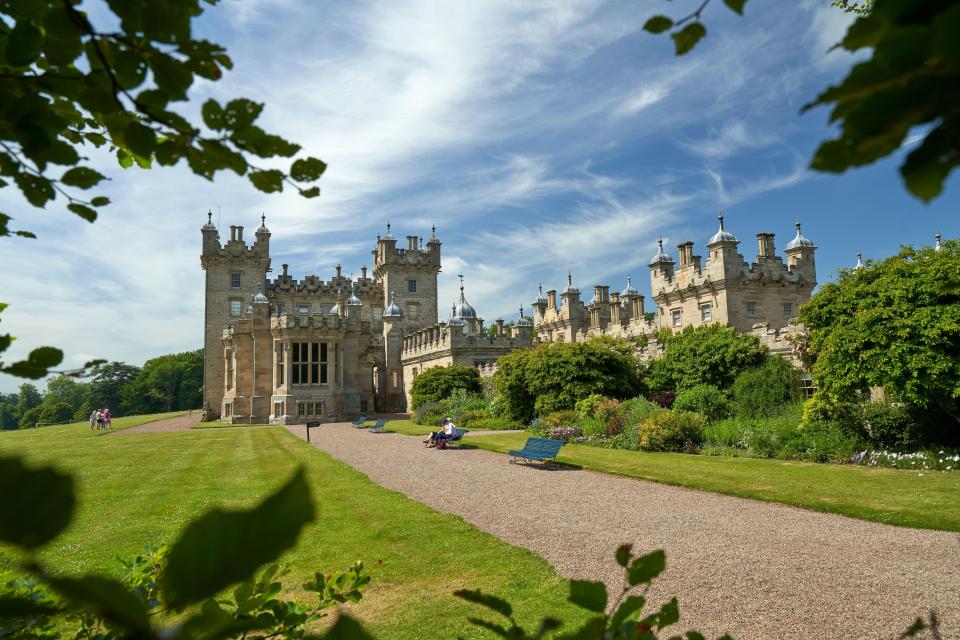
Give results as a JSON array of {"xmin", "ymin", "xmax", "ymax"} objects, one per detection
[{"xmin": 0, "ymin": 349, "xmax": 203, "ymax": 429}]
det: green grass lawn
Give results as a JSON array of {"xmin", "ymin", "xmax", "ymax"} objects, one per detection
[
  {"xmin": 464, "ymin": 432, "xmax": 960, "ymax": 532},
  {"xmin": 0, "ymin": 411, "xmax": 188, "ymax": 438},
  {"xmin": 0, "ymin": 422, "xmax": 586, "ymax": 638},
  {"xmin": 380, "ymin": 418, "xmax": 432, "ymax": 436}
]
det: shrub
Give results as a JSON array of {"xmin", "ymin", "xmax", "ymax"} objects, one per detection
[
  {"xmin": 575, "ymin": 394, "xmax": 607, "ymax": 419},
  {"xmin": 648, "ymin": 392, "xmax": 676, "ymax": 408},
  {"xmin": 457, "ymin": 410, "xmax": 491, "ymax": 429},
  {"xmin": 413, "ymin": 402, "xmax": 446, "ymax": 426},
  {"xmin": 470, "ymin": 417, "xmax": 523, "ymax": 431},
  {"xmin": 673, "ymin": 384, "xmax": 730, "ymax": 423},
  {"xmin": 636, "ymin": 410, "xmax": 707, "ymax": 452},
  {"xmin": 577, "ymin": 416, "xmax": 607, "ymax": 438},
  {"xmin": 534, "ymin": 393, "xmax": 566, "ymax": 417},
  {"xmin": 410, "ymin": 364, "xmax": 482, "ymax": 409},
  {"xmin": 595, "ymin": 398, "xmax": 624, "ymax": 436},
  {"xmin": 540, "ymin": 410, "xmax": 579, "ymax": 431},
  {"xmin": 652, "ymin": 324, "xmax": 768, "ymax": 392},
  {"xmin": 860, "ymin": 401, "xmax": 915, "ymax": 448},
  {"xmin": 618, "ymin": 397, "xmax": 662, "ymax": 426},
  {"xmin": 732, "ymin": 356, "xmax": 800, "ymax": 419}
]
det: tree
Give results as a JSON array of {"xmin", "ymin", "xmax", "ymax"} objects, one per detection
[
  {"xmin": 89, "ymin": 361, "xmax": 141, "ymax": 414},
  {"xmin": 409, "ymin": 364, "xmax": 482, "ymax": 410},
  {"xmin": 642, "ymin": 0, "xmax": 960, "ymax": 201},
  {"xmin": 37, "ymin": 400, "xmax": 72, "ymax": 425},
  {"xmin": 45, "ymin": 375, "xmax": 90, "ymax": 413},
  {"xmin": 493, "ymin": 336, "xmax": 644, "ymax": 423},
  {"xmin": 122, "ymin": 350, "xmax": 203, "ymax": 414},
  {"xmin": 0, "ymin": 402, "xmax": 17, "ymax": 430},
  {"xmin": 799, "ymin": 239, "xmax": 960, "ymax": 428},
  {"xmin": 731, "ymin": 355, "xmax": 800, "ymax": 419},
  {"xmin": 1, "ymin": 0, "xmax": 326, "ymax": 380},
  {"xmin": 15, "ymin": 382, "xmax": 42, "ymax": 418},
  {"xmin": 648, "ymin": 324, "xmax": 768, "ymax": 393}
]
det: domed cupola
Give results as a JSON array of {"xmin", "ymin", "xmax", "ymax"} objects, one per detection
[
  {"xmin": 649, "ymin": 237, "xmax": 674, "ymax": 265},
  {"xmin": 620, "ymin": 275, "xmax": 639, "ymax": 298},
  {"xmin": 383, "ymin": 289, "xmax": 404, "ymax": 319},
  {"xmin": 708, "ymin": 213, "xmax": 737, "ymax": 245},
  {"xmin": 453, "ymin": 274, "xmax": 478, "ymax": 319},
  {"xmin": 785, "ymin": 219, "xmax": 814, "ymax": 250},
  {"xmin": 447, "ymin": 303, "xmax": 465, "ymax": 326},
  {"xmin": 853, "ymin": 251, "xmax": 864, "ymax": 270},
  {"xmin": 383, "ymin": 220, "xmax": 395, "ymax": 241},
  {"xmin": 202, "ymin": 210, "xmax": 217, "ymax": 231},
  {"xmin": 256, "ymin": 213, "xmax": 270, "ymax": 235},
  {"xmin": 515, "ymin": 305, "xmax": 533, "ymax": 327},
  {"xmin": 346, "ymin": 281, "xmax": 362, "ymax": 306},
  {"xmin": 564, "ymin": 272, "xmax": 580, "ymax": 295},
  {"xmin": 251, "ymin": 283, "xmax": 268, "ymax": 305},
  {"xmin": 536, "ymin": 283, "xmax": 547, "ymax": 304}
]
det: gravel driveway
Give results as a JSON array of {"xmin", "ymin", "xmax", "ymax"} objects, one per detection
[{"xmin": 289, "ymin": 423, "xmax": 959, "ymax": 639}]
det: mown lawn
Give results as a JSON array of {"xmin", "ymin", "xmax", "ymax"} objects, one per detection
[
  {"xmin": 465, "ymin": 432, "xmax": 960, "ymax": 532},
  {"xmin": 0, "ymin": 422, "xmax": 586, "ymax": 638},
  {"xmin": 380, "ymin": 418, "xmax": 432, "ymax": 436}
]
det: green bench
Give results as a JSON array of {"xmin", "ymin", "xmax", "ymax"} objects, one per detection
[
  {"xmin": 508, "ymin": 437, "xmax": 564, "ymax": 467},
  {"xmin": 367, "ymin": 419, "xmax": 387, "ymax": 432}
]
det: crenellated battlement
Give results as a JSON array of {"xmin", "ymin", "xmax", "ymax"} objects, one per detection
[{"xmin": 401, "ymin": 321, "xmax": 532, "ymax": 359}]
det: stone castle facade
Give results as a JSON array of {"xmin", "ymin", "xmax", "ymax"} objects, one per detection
[
  {"xmin": 200, "ymin": 216, "xmax": 531, "ymax": 423},
  {"xmin": 533, "ymin": 217, "xmax": 817, "ymax": 365}
]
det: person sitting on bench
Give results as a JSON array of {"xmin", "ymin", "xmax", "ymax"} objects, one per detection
[{"xmin": 424, "ymin": 417, "xmax": 456, "ymax": 448}]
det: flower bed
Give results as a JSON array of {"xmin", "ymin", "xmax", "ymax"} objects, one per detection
[{"xmin": 850, "ymin": 449, "xmax": 960, "ymax": 471}]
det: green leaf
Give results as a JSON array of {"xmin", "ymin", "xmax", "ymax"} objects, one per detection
[
  {"xmin": 0, "ymin": 596, "xmax": 59, "ymax": 617},
  {"xmin": 91, "ymin": 196, "xmax": 110, "ymax": 207},
  {"xmin": 628, "ymin": 549, "xmax": 666, "ymax": 586},
  {"xmin": 43, "ymin": 7, "xmax": 82, "ymax": 39},
  {"xmin": 671, "ymin": 22, "xmax": 707, "ymax": 55},
  {"xmin": 290, "ymin": 157, "xmax": 327, "ymax": 182},
  {"xmin": 2, "ymin": 346, "xmax": 63, "ymax": 378},
  {"xmin": 249, "ymin": 169, "xmax": 284, "ymax": 194},
  {"xmin": 160, "ymin": 468, "xmax": 315, "ymax": 608},
  {"xmin": 123, "ymin": 122, "xmax": 156, "ymax": 159},
  {"xmin": 453, "ymin": 589, "xmax": 513, "ymax": 618},
  {"xmin": 117, "ymin": 147, "xmax": 134, "ymax": 169},
  {"xmin": 223, "ymin": 98, "xmax": 264, "ymax": 130},
  {"xmin": 61, "ymin": 167, "xmax": 106, "ymax": 189},
  {"xmin": 6, "ymin": 21, "xmax": 42, "ymax": 66},
  {"xmin": 655, "ymin": 598, "xmax": 679, "ymax": 629},
  {"xmin": 562, "ymin": 616, "xmax": 606, "ymax": 640},
  {"xmin": 202, "ymin": 99, "xmax": 226, "ymax": 130},
  {"xmin": 13, "ymin": 173, "xmax": 55, "ymax": 207},
  {"xmin": 609, "ymin": 595, "xmax": 646, "ymax": 629},
  {"xmin": 47, "ymin": 575, "xmax": 151, "ymax": 632},
  {"xmin": 615, "ymin": 543, "xmax": 632, "ymax": 567},
  {"xmin": 722, "ymin": 0, "xmax": 748, "ymax": 15},
  {"xmin": 686, "ymin": 632, "xmax": 707, "ymax": 640},
  {"xmin": 643, "ymin": 16, "xmax": 674, "ymax": 34},
  {"xmin": 568, "ymin": 580, "xmax": 607, "ymax": 613},
  {"xmin": 319, "ymin": 615, "xmax": 376, "ymax": 639},
  {"xmin": 0, "ymin": 456, "xmax": 75, "ymax": 549},
  {"xmin": 67, "ymin": 203, "xmax": 97, "ymax": 223},
  {"xmin": 300, "ymin": 186, "xmax": 320, "ymax": 198}
]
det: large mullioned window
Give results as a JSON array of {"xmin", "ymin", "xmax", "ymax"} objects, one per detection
[{"xmin": 291, "ymin": 342, "xmax": 328, "ymax": 385}]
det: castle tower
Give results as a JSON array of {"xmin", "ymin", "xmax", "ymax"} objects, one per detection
[
  {"xmin": 200, "ymin": 213, "xmax": 271, "ymax": 417},
  {"xmin": 372, "ymin": 222, "xmax": 441, "ymax": 332},
  {"xmin": 783, "ymin": 220, "xmax": 816, "ymax": 281}
]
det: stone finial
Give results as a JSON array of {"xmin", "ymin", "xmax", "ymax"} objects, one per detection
[
  {"xmin": 854, "ymin": 251, "xmax": 864, "ymax": 270},
  {"xmin": 935, "ymin": 233, "xmax": 942, "ymax": 252}
]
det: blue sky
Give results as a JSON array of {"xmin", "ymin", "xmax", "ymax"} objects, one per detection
[{"xmin": 1, "ymin": 0, "xmax": 958, "ymax": 393}]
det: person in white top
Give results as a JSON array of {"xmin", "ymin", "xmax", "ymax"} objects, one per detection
[{"xmin": 424, "ymin": 417, "xmax": 457, "ymax": 448}]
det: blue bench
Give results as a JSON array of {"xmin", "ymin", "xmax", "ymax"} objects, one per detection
[
  {"xmin": 437, "ymin": 427, "xmax": 469, "ymax": 448},
  {"xmin": 351, "ymin": 416, "xmax": 369, "ymax": 428},
  {"xmin": 367, "ymin": 419, "xmax": 387, "ymax": 432},
  {"xmin": 508, "ymin": 437, "xmax": 565, "ymax": 467}
]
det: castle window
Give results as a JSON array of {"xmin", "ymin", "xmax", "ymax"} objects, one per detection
[
  {"xmin": 372, "ymin": 308, "xmax": 382, "ymax": 321},
  {"xmin": 407, "ymin": 302, "xmax": 420, "ymax": 320},
  {"xmin": 298, "ymin": 304, "xmax": 309, "ymax": 313},
  {"xmin": 277, "ymin": 344, "xmax": 285, "ymax": 386},
  {"xmin": 276, "ymin": 303, "xmax": 285, "ymax": 315},
  {"xmin": 700, "ymin": 304, "xmax": 712, "ymax": 322},
  {"xmin": 671, "ymin": 309, "xmax": 682, "ymax": 327},
  {"xmin": 230, "ymin": 299, "xmax": 242, "ymax": 317},
  {"xmin": 291, "ymin": 342, "xmax": 328, "ymax": 385},
  {"xmin": 225, "ymin": 350, "xmax": 234, "ymax": 390},
  {"xmin": 231, "ymin": 273, "xmax": 241, "ymax": 289},
  {"xmin": 746, "ymin": 301, "xmax": 758, "ymax": 319},
  {"xmin": 783, "ymin": 302, "xmax": 794, "ymax": 321},
  {"xmin": 274, "ymin": 402, "xmax": 282, "ymax": 418},
  {"xmin": 360, "ymin": 400, "xmax": 368, "ymax": 413},
  {"xmin": 407, "ymin": 279, "xmax": 417, "ymax": 293},
  {"xmin": 391, "ymin": 370, "xmax": 400, "ymax": 388},
  {"xmin": 224, "ymin": 402, "xmax": 232, "ymax": 417}
]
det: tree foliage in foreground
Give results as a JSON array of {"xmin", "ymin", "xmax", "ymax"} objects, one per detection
[
  {"xmin": 409, "ymin": 364, "xmax": 482, "ymax": 410},
  {"xmin": 493, "ymin": 336, "xmax": 644, "ymax": 423},
  {"xmin": 800, "ymin": 239, "xmax": 960, "ymax": 428},
  {"xmin": 643, "ymin": 0, "xmax": 960, "ymax": 201}
]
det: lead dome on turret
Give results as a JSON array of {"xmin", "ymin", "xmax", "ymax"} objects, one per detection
[
  {"xmin": 708, "ymin": 214, "xmax": 737, "ymax": 244},
  {"xmin": 620, "ymin": 275, "xmax": 638, "ymax": 297},
  {"xmin": 785, "ymin": 220, "xmax": 814, "ymax": 250},
  {"xmin": 649, "ymin": 238, "xmax": 674, "ymax": 264},
  {"xmin": 251, "ymin": 284, "xmax": 268, "ymax": 304},
  {"xmin": 383, "ymin": 290, "xmax": 404, "ymax": 318},
  {"xmin": 564, "ymin": 272, "xmax": 579, "ymax": 294}
]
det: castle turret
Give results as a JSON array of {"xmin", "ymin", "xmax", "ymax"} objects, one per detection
[
  {"xmin": 373, "ymin": 221, "xmax": 440, "ymax": 331},
  {"xmin": 784, "ymin": 220, "xmax": 816, "ymax": 282}
]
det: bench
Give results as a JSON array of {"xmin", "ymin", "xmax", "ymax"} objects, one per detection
[
  {"xmin": 367, "ymin": 419, "xmax": 387, "ymax": 433},
  {"xmin": 351, "ymin": 416, "xmax": 369, "ymax": 428},
  {"xmin": 437, "ymin": 427, "xmax": 469, "ymax": 449},
  {"xmin": 508, "ymin": 437, "xmax": 565, "ymax": 467}
]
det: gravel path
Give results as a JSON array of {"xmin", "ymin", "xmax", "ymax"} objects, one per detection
[
  {"xmin": 289, "ymin": 422, "xmax": 960, "ymax": 640},
  {"xmin": 114, "ymin": 413, "xmax": 202, "ymax": 434}
]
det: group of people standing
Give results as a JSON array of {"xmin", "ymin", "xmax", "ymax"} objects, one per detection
[{"xmin": 89, "ymin": 408, "xmax": 112, "ymax": 431}]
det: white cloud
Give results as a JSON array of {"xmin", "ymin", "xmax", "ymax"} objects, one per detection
[{"xmin": 679, "ymin": 120, "xmax": 781, "ymax": 161}]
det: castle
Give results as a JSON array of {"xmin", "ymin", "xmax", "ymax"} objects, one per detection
[
  {"xmin": 200, "ymin": 216, "xmax": 531, "ymax": 423},
  {"xmin": 532, "ymin": 216, "xmax": 817, "ymax": 365}
]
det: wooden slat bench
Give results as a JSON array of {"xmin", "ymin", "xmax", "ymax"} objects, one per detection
[{"xmin": 508, "ymin": 437, "xmax": 564, "ymax": 467}]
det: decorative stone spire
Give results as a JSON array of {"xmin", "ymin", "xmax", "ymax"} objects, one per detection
[
  {"xmin": 935, "ymin": 233, "xmax": 942, "ymax": 252},
  {"xmin": 257, "ymin": 212, "xmax": 269, "ymax": 234},
  {"xmin": 854, "ymin": 251, "xmax": 864, "ymax": 270},
  {"xmin": 785, "ymin": 219, "xmax": 814, "ymax": 250},
  {"xmin": 384, "ymin": 220, "xmax": 394, "ymax": 240},
  {"xmin": 708, "ymin": 212, "xmax": 738, "ymax": 244},
  {"xmin": 454, "ymin": 274, "xmax": 477, "ymax": 318},
  {"xmin": 650, "ymin": 237, "xmax": 674, "ymax": 264},
  {"xmin": 346, "ymin": 280, "xmax": 362, "ymax": 306},
  {"xmin": 621, "ymin": 275, "xmax": 638, "ymax": 297},
  {"xmin": 565, "ymin": 272, "xmax": 579, "ymax": 294},
  {"xmin": 202, "ymin": 209, "xmax": 216, "ymax": 230}
]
